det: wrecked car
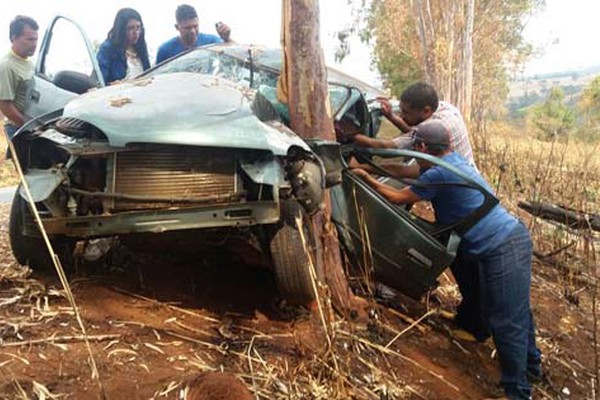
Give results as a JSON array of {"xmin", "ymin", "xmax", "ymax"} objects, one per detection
[{"xmin": 9, "ymin": 16, "xmax": 497, "ymax": 304}]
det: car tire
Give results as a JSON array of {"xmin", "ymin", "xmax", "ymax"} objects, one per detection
[
  {"xmin": 9, "ymin": 189, "xmax": 74, "ymax": 272},
  {"xmin": 270, "ymin": 200, "xmax": 316, "ymax": 306}
]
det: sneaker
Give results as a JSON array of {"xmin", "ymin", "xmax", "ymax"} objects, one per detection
[{"xmin": 527, "ymin": 370, "xmax": 546, "ymax": 385}]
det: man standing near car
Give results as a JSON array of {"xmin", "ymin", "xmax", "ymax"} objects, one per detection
[
  {"xmin": 352, "ymin": 120, "xmax": 542, "ymax": 400},
  {"xmin": 352, "ymin": 82, "xmax": 476, "ymax": 168},
  {"xmin": 0, "ymin": 15, "xmax": 38, "ymax": 140},
  {"xmin": 156, "ymin": 4, "xmax": 232, "ymax": 64}
]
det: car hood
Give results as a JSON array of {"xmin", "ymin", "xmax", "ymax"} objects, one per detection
[{"xmin": 62, "ymin": 72, "xmax": 309, "ymax": 155}]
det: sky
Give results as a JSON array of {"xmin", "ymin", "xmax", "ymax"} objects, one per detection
[
  {"xmin": 0, "ymin": 0, "xmax": 598, "ymax": 85},
  {"xmin": 521, "ymin": 0, "xmax": 600, "ymax": 76}
]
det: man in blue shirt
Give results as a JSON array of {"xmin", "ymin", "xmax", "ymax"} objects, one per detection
[
  {"xmin": 352, "ymin": 120, "xmax": 542, "ymax": 400},
  {"xmin": 156, "ymin": 4, "xmax": 232, "ymax": 64}
]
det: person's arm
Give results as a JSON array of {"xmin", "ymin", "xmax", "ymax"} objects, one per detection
[
  {"xmin": 0, "ymin": 100, "xmax": 26, "ymax": 126},
  {"xmin": 352, "ymin": 168, "xmax": 422, "ymax": 204},
  {"xmin": 348, "ymin": 157, "xmax": 420, "ymax": 179},
  {"xmin": 96, "ymin": 43, "xmax": 113, "ymax": 84},
  {"xmin": 353, "ymin": 133, "xmax": 397, "ymax": 149},
  {"xmin": 378, "ymin": 97, "xmax": 411, "ymax": 133}
]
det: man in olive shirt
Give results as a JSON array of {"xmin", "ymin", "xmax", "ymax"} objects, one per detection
[{"xmin": 0, "ymin": 15, "xmax": 39, "ymax": 139}]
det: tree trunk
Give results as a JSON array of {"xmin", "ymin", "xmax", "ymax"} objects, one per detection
[
  {"xmin": 462, "ymin": 0, "xmax": 475, "ymax": 123},
  {"xmin": 519, "ymin": 201, "xmax": 600, "ymax": 232},
  {"xmin": 279, "ymin": 0, "xmax": 363, "ymax": 316}
]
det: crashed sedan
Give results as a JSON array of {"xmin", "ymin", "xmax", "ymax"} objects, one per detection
[{"xmin": 10, "ymin": 16, "xmax": 497, "ymax": 305}]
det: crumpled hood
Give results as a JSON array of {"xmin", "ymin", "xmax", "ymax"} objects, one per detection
[{"xmin": 63, "ymin": 72, "xmax": 309, "ymax": 155}]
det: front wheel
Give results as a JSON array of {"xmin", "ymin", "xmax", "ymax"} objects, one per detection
[
  {"xmin": 9, "ymin": 188, "xmax": 74, "ymax": 272},
  {"xmin": 270, "ymin": 200, "xmax": 317, "ymax": 306}
]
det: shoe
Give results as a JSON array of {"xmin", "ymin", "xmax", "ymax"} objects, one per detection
[{"xmin": 527, "ymin": 370, "xmax": 546, "ymax": 385}]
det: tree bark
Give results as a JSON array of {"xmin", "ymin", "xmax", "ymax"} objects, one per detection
[
  {"xmin": 279, "ymin": 0, "xmax": 363, "ymax": 316},
  {"xmin": 462, "ymin": 0, "xmax": 475, "ymax": 123}
]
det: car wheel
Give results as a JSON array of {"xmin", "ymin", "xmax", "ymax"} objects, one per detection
[
  {"xmin": 9, "ymin": 189, "xmax": 74, "ymax": 271},
  {"xmin": 270, "ymin": 200, "xmax": 317, "ymax": 306}
]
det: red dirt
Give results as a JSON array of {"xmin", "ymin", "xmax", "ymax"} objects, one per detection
[
  {"xmin": 0, "ymin": 202, "xmax": 596, "ymax": 399},
  {"xmin": 185, "ymin": 372, "xmax": 252, "ymax": 400}
]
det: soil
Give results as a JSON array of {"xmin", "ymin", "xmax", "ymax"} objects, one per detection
[{"xmin": 0, "ymin": 202, "xmax": 596, "ymax": 399}]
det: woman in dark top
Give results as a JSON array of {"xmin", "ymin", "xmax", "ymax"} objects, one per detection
[{"xmin": 96, "ymin": 8, "xmax": 150, "ymax": 84}]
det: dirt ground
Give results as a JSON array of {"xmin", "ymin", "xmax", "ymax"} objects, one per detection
[{"xmin": 0, "ymin": 202, "xmax": 596, "ymax": 399}]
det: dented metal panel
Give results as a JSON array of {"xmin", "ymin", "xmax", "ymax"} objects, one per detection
[{"xmin": 62, "ymin": 73, "xmax": 311, "ymax": 155}]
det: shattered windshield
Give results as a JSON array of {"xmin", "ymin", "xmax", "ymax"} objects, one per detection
[{"xmin": 145, "ymin": 46, "xmax": 352, "ymax": 117}]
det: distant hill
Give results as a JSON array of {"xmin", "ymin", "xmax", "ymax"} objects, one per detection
[{"xmin": 507, "ymin": 65, "xmax": 600, "ymax": 117}]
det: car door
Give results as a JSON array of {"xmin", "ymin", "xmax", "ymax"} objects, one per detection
[
  {"xmin": 330, "ymin": 148, "xmax": 498, "ymax": 299},
  {"xmin": 23, "ymin": 15, "xmax": 104, "ymax": 120}
]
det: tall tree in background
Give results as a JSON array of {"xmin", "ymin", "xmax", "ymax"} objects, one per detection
[
  {"xmin": 529, "ymin": 87, "xmax": 574, "ymax": 140},
  {"xmin": 278, "ymin": 0, "xmax": 362, "ymax": 315},
  {"xmin": 363, "ymin": 0, "xmax": 543, "ymax": 129},
  {"xmin": 578, "ymin": 75, "xmax": 600, "ymax": 141}
]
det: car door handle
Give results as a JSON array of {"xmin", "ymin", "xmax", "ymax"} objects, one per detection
[{"xmin": 29, "ymin": 90, "xmax": 40, "ymax": 103}]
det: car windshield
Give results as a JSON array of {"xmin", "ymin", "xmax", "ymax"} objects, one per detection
[{"xmin": 145, "ymin": 45, "xmax": 352, "ymax": 117}]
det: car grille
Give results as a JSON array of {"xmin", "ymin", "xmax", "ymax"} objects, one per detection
[{"xmin": 113, "ymin": 146, "xmax": 237, "ymax": 211}]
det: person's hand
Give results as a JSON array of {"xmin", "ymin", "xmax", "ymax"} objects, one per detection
[
  {"xmin": 351, "ymin": 168, "xmax": 370, "ymax": 180},
  {"xmin": 376, "ymin": 97, "xmax": 393, "ymax": 118},
  {"xmin": 216, "ymin": 22, "xmax": 232, "ymax": 42},
  {"xmin": 347, "ymin": 156, "xmax": 362, "ymax": 169}
]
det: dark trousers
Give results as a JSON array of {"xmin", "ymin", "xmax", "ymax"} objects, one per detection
[{"xmin": 451, "ymin": 222, "xmax": 541, "ymax": 399}]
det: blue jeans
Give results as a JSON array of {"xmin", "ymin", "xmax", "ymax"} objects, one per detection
[
  {"xmin": 453, "ymin": 223, "xmax": 541, "ymax": 399},
  {"xmin": 482, "ymin": 223, "xmax": 541, "ymax": 398}
]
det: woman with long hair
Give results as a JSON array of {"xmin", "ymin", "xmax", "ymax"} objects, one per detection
[{"xmin": 96, "ymin": 8, "xmax": 150, "ymax": 84}]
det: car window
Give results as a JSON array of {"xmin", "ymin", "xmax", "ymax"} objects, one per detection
[{"xmin": 40, "ymin": 19, "xmax": 97, "ymax": 81}]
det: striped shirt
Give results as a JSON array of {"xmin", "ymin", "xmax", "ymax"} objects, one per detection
[{"xmin": 393, "ymin": 101, "xmax": 476, "ymax": 168}]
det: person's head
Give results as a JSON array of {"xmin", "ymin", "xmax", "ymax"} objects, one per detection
[
  {"xmin": 399, "ymin": 82, "xmax": 439, "ymax": 126},
  {"xmin": 108, "ymin": 8, "xmax": 145, "ymax": 48},
  {"xmin": 9, "ymin": 15, "xmax": 38, "ymax": 58},
  {"xmin": 175, "ymin": 4, "xmax": 199, "ymax": 46},
  {"xmin": 411, "ymin": 120, "xmax": 451, "ymax": 167}
]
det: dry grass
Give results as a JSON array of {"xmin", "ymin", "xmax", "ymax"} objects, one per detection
[{"xmin": 0, "ymin": 122, "xmax": 19, "ymax": 187}]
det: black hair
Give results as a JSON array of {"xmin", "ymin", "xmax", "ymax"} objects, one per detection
[
  {"xmin": 9, "ymin": 15, "xmax": 38, "ymax": 42},
  {"xmin": 176, "ymin": 4, "xmax": 198, "ymax": 23},
  {"xmin": 107, "ymin": 8, "xmax": 148, "ymax": 65},
  {"xmin": 400, "ymin": 82, "xmax": 439, "ymax": 112}
]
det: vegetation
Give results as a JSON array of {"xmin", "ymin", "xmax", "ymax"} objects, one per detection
[
  {"xmin": 529, "ymin": 87, "xmax": 575, "ymax": 140},
  {"xmin": 0, "ymin": 123, "xmax": 19, "ymax": 187},
  {"xmin": 361, "ymin": 0, "xmax": 544, "ymax": 127}
]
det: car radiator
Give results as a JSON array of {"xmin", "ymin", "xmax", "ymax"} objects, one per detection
[{"xmin": 112, "ymin": 146, "xmax": 238, "ymax": 211}]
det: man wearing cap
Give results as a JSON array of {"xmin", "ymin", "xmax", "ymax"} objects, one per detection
[
  {"xmin": 0, "ymin": 15, "xmax": 38, "ymax": 140},
  {"xmin": 352, "ymin": 120, "xmax": 541, "ymax": 400},
  {"xmin": 352, "ymin": 82, "xmax": 476, "ymax": 168},
  {"xmin": 156, "ymin": 4, "xmax": 232, "ymax": 64}
]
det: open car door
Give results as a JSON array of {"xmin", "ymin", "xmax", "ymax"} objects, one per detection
[
  {"xmin": 23, "ymin": 15, "xmax": 104, "ymax": 120},
  {"xmin": 331, "ymin": 148, "xmax": 498, "ymax": 299}
]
